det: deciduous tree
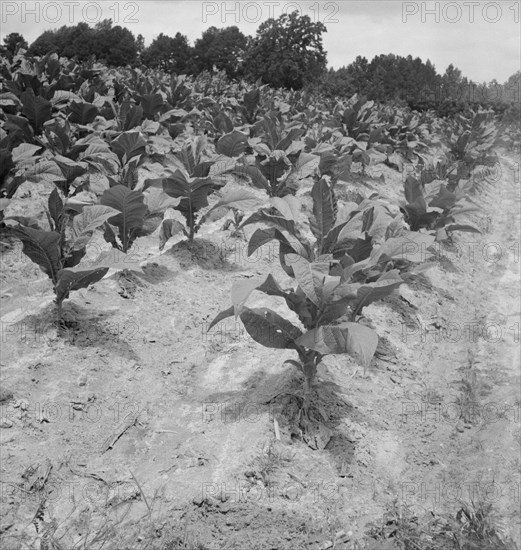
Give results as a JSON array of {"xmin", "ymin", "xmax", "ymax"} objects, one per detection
[
  {"xmin": 141, "ymin": 32, "xmax": 190, "ymax": 73},
  {"xmin": 244, "ymin": 11, "xmax": 327, "ymax": 90},
  {"xmin": 189, "ymin": 26, "xmax": 247, "ymax": 78}
]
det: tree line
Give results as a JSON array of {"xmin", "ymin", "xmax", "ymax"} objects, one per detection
[
  {"xmin": 1, "ymin": 13, "xmax": 325, "ymax": 90},
  {"xmin": 1, "ymin": 13, "xmax": 518, "ymax": 116}
]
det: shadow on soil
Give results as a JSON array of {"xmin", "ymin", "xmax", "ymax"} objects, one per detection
[{"xmin": 202, "ymin": 366, "xmax": 362, "ymax": 477}]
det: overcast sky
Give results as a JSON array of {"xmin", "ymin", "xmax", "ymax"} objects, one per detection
[{"xmin": 1, "ymin": 1, "xmax": 519, "ymax": 82}]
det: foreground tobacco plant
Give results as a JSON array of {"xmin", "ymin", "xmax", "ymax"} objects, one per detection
[
  {"xmin": 4, "ymin": 189, "xmax": 121, "ymax": 320},
  {"xmin": 208, "ymin": 255, "xmax": 403, "ymax": 405}
]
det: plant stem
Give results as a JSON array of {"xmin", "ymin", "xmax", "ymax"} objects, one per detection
[
  {"xmin": 302, "ymin": 356, "xmax": 318, "ymax": 410},
  {"xmin": 56, "ymin": 299, "xmax": 63, "ymax": 323}
]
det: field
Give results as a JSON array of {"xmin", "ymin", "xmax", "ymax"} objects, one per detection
[{"xmin": 0, "ymin": 54, "xmax": 520, "ymax": 549}]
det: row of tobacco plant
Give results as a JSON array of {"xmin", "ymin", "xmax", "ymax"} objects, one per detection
[{"xmin": 0, "ymin": 52, "xmax": 515, "ymax": 403}]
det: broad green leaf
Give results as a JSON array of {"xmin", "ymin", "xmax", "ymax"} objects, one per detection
[
  {"xmin": 48, "ymin": 188, "xmax": 63, "ymax": 230},
  {"xmin": 310, "ymin": 178, "xmax": 337, "ymax": 245},
  {"xmin": 141, "ymin": 120, "xmax": 160, "ymax": 134},
  {"xmin": 158, "ymin": 219, "xmax": 185, "ymax": 250},
  {"xmin": 213, "ymin": 112, "xmax": 234, "ymax": 134},
  {"xmin": 176, "ymin": 136, "xmax": 207, "ymax": 175},
  {"xmin": 100, "ymin": 186, "xmax": 148, "ymax": 252},
  {"xmin": 290, "ymin": 256, "xmax": 321, "ymax": 306},
  {"xmin": 200, "ymin": 189, "xmax": 259, "ymax": 226},
  {"xmin": 247, "ymin": 227, "xmax": 296, "ymax": 258},
  {"xmin": 233, "ymin": 163, "xmax": 269, "ymax": 191},
  {"xmin": 162, "ymin": 172, "xmax": 217, "ymax": 217},
  {"xmin": 55, "ymin": 267, "xmax": 109, "ymax": 305},
  {"xmin": 261, "ymin": 117, "xmax": 280, "ymax": 150},
  {"xmin": 240, "ymin": 307, "xmax": 302, "ymax": 349},
  {"xmin": 214, "ymin": 187, "xmax": 260, "ymax": 211},
  {"xmin": 372, "ymin": 232, "xmax": 436, "ymax": 263},
  {"xmin": 349, "ymin": 271, "xmax": 403, "ymax": 315},
  {"xmin": 24, "ymin": 160, "xmax": 63, "ymax": 184},
  {"xmin": 209, "ymin": 157, "xmax": 237, "ymax": 177},
  {"xmin": 11, "ymin": 143, "xmax": 41, "ymax": 164},
  {"xmin": 333, "ymin": 234, "xmax": 373, "ymax": 265},
  {"xmin": 276, "ymin": 128, "xmax": 305, "ymax": 152},
  {"xmin": 0, "ymin": 91, "xmax": 21, "ymax": 107},
  {"xmin": 67, "ymin": 101, "xmax": 99, "ymax": 125},
  {"xmin": 81, "ymin": 139, "xmax": 113, "ymax": 157},
  {"xmin": 143, "ymin": 188, "xmax": 182, "ymax": 215},
  {"xmin": 241, "ymin": 209, "xmax": 298, "ymax": 237},
  {"xmin": 336, "ymin": 215, "xmax": 364, "ymax": 243},
  {"xmin": 120, "ymin": 107, "xmax": 146, "ymax": 132},
  {"xmin": 193, "ymin": 161, "xmax": 215, "ymax": 178},
  {"xmin": 296, "ymin": 322, "xmax": 378, "ymax": 367},
  {"xmin": 140, "ymin": 93, "xmax": 163, "ymax": 119},
  {"xmin": 294, "ymin": 152, "xmax": 320, "ymax": 179},
  {"xmin": 428, "ymin": 184, "xmax": 457, "ymax": 210},
  {"xmin": 5, "ymin": 114, "xmax": 34, "ymax": 143},
  {"xmin": 71, "ymin": 205, "xmax": 121, "ymax": 250},
  {"xmin": 231, "ymin": 274, "xmax": 287, "ymax": 316},
  {"xmin": 207, "ymin": 305, "xmax": 235, "ymax": 332},
  {"xmin": 159, "ymin": 108, "xmax": 189, "ymax": 123},
  {"xmin": 51, "ymin": 90, "xmax": 81, "ymax": 106},
  {"xmin": 318, "ymin": 298, "xmax": 351, "ymax": 324},
  {"xmin": 7, "ymin": 226, "xmax": 61, "ymax": 283},
  {"xmin": 110, "ymin": 132, "xmax": 146, "ymax": 164},
  {"xmin": 243, "ymin": 88, "xmax": 260, "ymax": 122},
  {"xmin": 21, "ymin": 90, "xmax": 52, "ymax": 132},
  {"xmin": 404, "ymin": 177, "xmax": 424, "ymax": 204},
  {"xmin": 322, "ymin": 220, "xmax": 350, "ymax": 254},
  {"xmin": 54, "ymin": 156, "xmax": 88, "ymax": 183},
  {"xmin": 249, "ymin": 140, "xmax": 272, "ymax": 156},
  {"xmin": 269, "ymin": 196, "xmax": 301, "ymax": 222},
  {"xmin": 70, "ymin": 250, "xmax": 142, "ymax": 272},
  {"xmin": 216, "ymin": 130, "xmax": 248, "ymax": 157}
]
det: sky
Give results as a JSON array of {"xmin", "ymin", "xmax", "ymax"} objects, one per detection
[{"xmin": 1, "ymin": 1, "xmax": 520, "ymax": 83}]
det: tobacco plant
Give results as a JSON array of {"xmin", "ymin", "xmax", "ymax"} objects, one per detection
[
  {"xmin": 232, "ymin": 115, "xmax": 319, "ymax": 197},
  {"xmin": 241, "ymin": 178, "xmax": 405, "ymax": 278},
  {"xmin": 209, "ymin": 255, "xmax": 403, "ymax": 406},
  {"xmin": 400, "ymin": 176, "xmax": 480, "ymax": 240},
  {"xmin": 4, "ymin": 189, "xmax": 120, "ymax": 319},
  {"xmin": 158, "ymin": 187, "xmax": 259, "ymax": 249},
  {"xmin": 144, "ymin": 136, "xmax": 258, "ymax": 246}
]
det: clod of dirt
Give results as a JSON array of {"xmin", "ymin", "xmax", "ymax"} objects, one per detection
[
  {"xmin": 325, "ymin": 434, "xmax": 356, "ymax": 477},
  {"xmin": 117, "ymin": 271, "xmax": 147, "ymax": 298},
  {"xmin": 0, "ymin": 388, "xmax": 14, "ymax": 403}
]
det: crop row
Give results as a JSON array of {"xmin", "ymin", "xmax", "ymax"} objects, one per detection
[{"xmin": 0, "ymin": 52, "xmax": 515, "ymax": 402}]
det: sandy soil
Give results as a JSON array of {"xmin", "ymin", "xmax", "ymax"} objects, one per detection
[{"xmin": 0, "ymin": 149, "xmax": 519, "ymax": 550}]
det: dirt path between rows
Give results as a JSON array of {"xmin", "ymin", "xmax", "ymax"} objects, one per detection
[{"xmin": 0, "ymin": 149, "xmax": 519, "ymax": 549}]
